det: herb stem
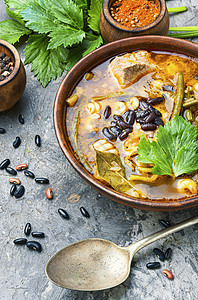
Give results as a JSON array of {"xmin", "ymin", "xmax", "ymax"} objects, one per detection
[
  {"xmin": 169, "ymin": 26, "xmax": 198, "ymax": 31},
  {"xmin": 168, "ymin": 31, "xmax": 198, "ymax": 38},
  {"xmin": 168, "ymin": 6, "xmax": 187, "ymax": 13}
]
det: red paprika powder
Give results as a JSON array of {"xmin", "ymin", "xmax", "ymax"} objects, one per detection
[{"xmin": 110, "ymin": 0, "xmax": 161, "ymax": 29}]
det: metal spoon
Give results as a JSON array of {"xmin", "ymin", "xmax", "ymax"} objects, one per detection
[{"xmin": 46, "ymin": 215, "xmax": 198, "ymax": 291}]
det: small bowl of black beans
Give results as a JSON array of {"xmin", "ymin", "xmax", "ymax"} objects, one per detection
[{"xmin": 0, "ymin": 39, "xmax": 26, "ymax": 112}]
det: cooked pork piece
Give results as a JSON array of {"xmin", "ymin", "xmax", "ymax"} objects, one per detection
[{"xmin": 109, "ymin": 50, "xmax": 157, "ymax": 88}]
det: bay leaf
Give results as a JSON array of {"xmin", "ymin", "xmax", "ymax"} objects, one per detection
[{"xmin": 95, "ymin": 149, "xmax": 136, "ymax": 193}]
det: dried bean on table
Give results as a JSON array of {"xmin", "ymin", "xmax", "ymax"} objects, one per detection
[
  {"xmin": 24, "ymin": 223, "xmax": 31, "ymax": 236},
  {"xmin": 26, "ymin": 241, "xmax": 42, "ymax": 252},
  {"xmin": 0, "ymin": 159, "xmax": 10, "ymax": 169},
  {"xmin": 13, "ymin": 238, "xmax": 27, "ymax": 245}
]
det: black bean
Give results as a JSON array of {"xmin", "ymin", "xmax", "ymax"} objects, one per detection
[
  {"xmin": 6, "ymin": 166, "xmax": 17, "ymax": 175},
  {"xmin": 113, "ymin": 114, "xmax": 123, "ymax": 122},
  {"xmin": 0, "ymin": 158, "xmax": 10, "ymax": 169},
  {"xmin": 102, "ymin": 127, "xmax": 116, "ymax": 141},
  {"xmin": 144, "ymin": 111, "xmax": 156, "ymax": 123},
  {"xmin": 24, "ymin": 170, "xmax": 35, "ymax": 178},
  {"xmin": 10, "ymin": 184, "xmax": 17, "ymax": 196},
  {"xmin": 13, "ymin": 238, "xmax": 27, "ymax": 245},
  {"xmin": 58, "ymin": 208, "xmax": 69, "ymax": 219},
  {"xmin": 14, "ymin": 185, "xmax": 25, "ymax": 198},
  {"xmin": 148, "ymin": 96, "xmax": 164, "ymax": 105},
  {"xmin": 32, "ymin": 232, "xmax": 45, "ymax": 238},
  {"xmin": 13, "ymin": 136, "xmax": 21, "ymax": 148},
  {"xmin": 35, "ymin": 135, "xmax": 41, "ymax": 147},
  {"xmin": 111, "ymin": 121, "xmax": 117, "ymax": 127},
  {"xmin": 159, "ymin": 219, "xmax": 171, "ymax": 228},
  {"xmin": 109, "ymin": 126, "xmax": 122, "ymax": 136},
  {"xmin": 35, "ymin": 178, "xmax": 49, "ymax": 184},
  {"xmin": 153, "ymin": 248, "xmax": 165, "ymax": 261},
  {"xmin": 146, "ymin": 262, "xmax": 161, "ymax": 269},
  {"xmin": 141, "ymin": 123, "xmax": 157, "ymax": 131},
  {"xmin": 136, "ymin": 110, "xmax": 150, "ymax": 119},
  {"xmin": 163, "ymin": 85, "xmax": 175, "ymax": 92},
  {"xmin": 18, "ymin": 114, "xmax": 24, "ymax": 124},
  {"xmin": 124, "ymin": 110, "xmax": 136, "ymax": 125},
  {"xmin": 136, "ymin": 117, "xmax": 146, "ymax": 124},
  {"xmin": 116, "ymin": 119, "xmax": 132, "ymax": 129},
  {"xmin": 149, "ymin": 105, "xmax": 162, "ymax": 117},
  {"xmin": 80, "ymin": 207, "xmax": 90, "ymax": 218},
  {"xmin": 104, "ymin": 106, "xmax": 111, "ymax": 119},
  {"xmin": 154, "ymin": 117, "xmax": 164, "ymax": 126},
  {"xmin": 24, "ymin": 223, "xmax": 31, "ymax": 236},
  {"xmin": 26, "ymin": 241, "xmax": 42, "ymax": 252},
  {"xmin": 0, "ymin": 127, "xmax": 6, "ymax": 134},
  {"xmin": 140, "ymin": 101, "xmax": 149, "ymax": 110},
  {"xmin": 165, "ymin": 248, "xmax": 172, "ymax": 260},
  {"xmin": 119, "ymin": 128, "xmax": 132, "ymax": 141}
]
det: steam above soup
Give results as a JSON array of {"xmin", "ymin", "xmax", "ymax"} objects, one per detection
[{"xmin": 66, "ymin": 50, "xmax": 198, "ymax": 200}]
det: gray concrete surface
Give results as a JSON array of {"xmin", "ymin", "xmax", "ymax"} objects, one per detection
[{"xmin": 0, "ymin": 1, "xmax": 198, "ymax": 299}]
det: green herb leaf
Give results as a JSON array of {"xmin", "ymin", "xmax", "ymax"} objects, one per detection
[
  {"xmin": 82, "ymin": 35, "xmax": 103, "ymax": 56},
  {"xmin": 88, "ymin": 0, "xmax": 103, "ymax": 34},
  {"xmin": 24, "ymin": 34, "xmax": 69, "ymax": 87},
  {"xmin": 5, "ymin": 0, "xmax": 25, "ymax": 25},
  {"xmin": 0, "ymin": 19, "xmax": 31, "ymax": 44},
  {"xmin": 74, "ymin": 0, "xmax": 88, "ymax": 10},
  {"xmin": 48, "ymin": 26, "xmax": 85, "ymax": 49},
  {"xmin": 137, "ymin": 115, "xmax": 198, "ymax": 177},
  {"xmin": 7, "ymin": 0, "xmax": 32, "ymax": 15},
  {"xmin": 95, "ymin": 149, "xmax": 135, "ymax": 194}
]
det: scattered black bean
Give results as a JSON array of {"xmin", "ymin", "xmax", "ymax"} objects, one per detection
[
  {"xmin": 159, "ymin": 219, "xmax": 171, "ymax": 228},
  {"xmin": 146, "ymin": 262, "xmax": 161, "ymax": 269},
  {"xmin": 0, "ymin": 158, "xmax": 10, "ymax": 169},
  {"xmin": 10, "ymin": 184, "xmax": 17, "ymax": 196},
  {"xmin": 58, "ymin": 208, "xmax": 69, "ymax": 219},
  {"xmin": 113, "ymin": 114, "xmax": 122, "ymax": 122},
  {"xmin": 165, "ymin": 248, "xmax": 172, "ymax": 260},
  {"xmin": 104, "ymin": 106, "xmax": 111, "ymax": 119},
  {"xmin": 116, "ymin": 119, "xmax": 132, "ymax": 129},
  {"xmin": 18, "ymin": 114, "xmax": 25, "ymax": 124},
  {"xmin": 154, "ymin": 117, "xmax": 164, "ymax": 126},
  {"xmin": 123, "ymin": 110, "xmax": 136, "ymax": 125},
  {"xmin": 24, "ymin": 223, "xmax": 31, "ymax": 236},
  {"xmin": 140, "ymin": 101, "xmax": 149, "ymax": 110},
  {"xmin": 102, "ymin": 127, "xmax": 116, "ymax": 141},
  {"xmin": 136, "ymin": 110, "xmax": 150, "ymax": 119},
  {"xmin": 119, "ymin": 128, "xmax": 132, "ymax": 141},
  {"xmin": 0, "ymin": 127, "xmax": 6, "ymax": 134},
  {"xmin": 13, "ymin": 136, "xmax": 21, "ymax": 148},
  {"xmin": 163, "ymin": 85, "xmax": 175, "ymax": 92},
  {"xmin": 14, "ymin": 185, "xmax": 25, "ymax": 198},
  {"xmin": 149, "ymin": 105, "xmax": 162, "ymax": 117},
  {"xmin": 35, "ymin": 135, "xmax": 41, "ymax": 147},
  {"xmin": 136, "ymin": 117, "xmax": 146, "ymax": 124},
  {"xmin": 35, "ymin": 178, "xmax": 49, "ymax": 184},
  {"xmin": 153, "ymin": 248, "xmax": 165, "ymax": 261},
  {"xmin": 26, "ymin": 241, "xmax": 42, "ymax": 252},
  {"xmin": 111, "ymin": 121, "xmax": 117, "ymax": 127},
  {"xmin": 109, "ymin": 126, "xmax": 122, "ymax": 136},
  {"xmin": 148, "ymin": 96, "xmax": 164, "ymax": 105},
  {"xmin": 13, "ymin": 238, "xmax": 27, "ymax": 245},
  {"xmin": 144, "ymin": 111, "xmax": 156, "ymax": 123},
  {"xmin": 32, "ymin": 232, "xmax": 45, "ymax": 238},
  {"xmin": 6, "ymin": 166, "xmax": 17, "ymax": 175},
  {"xmin": 24, "ymin": 170, "xmax": 35, "ymax": 178},
  {"xmin": 141, "ymin": 123, "xmax": 157, "ymax": 131},
  {"xmin": 80, "ymin": 207, "xmax": 90, "ymax": 218}
]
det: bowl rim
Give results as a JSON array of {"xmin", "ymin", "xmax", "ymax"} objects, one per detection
[
  {"xmin": 102, "ymin": 0, "xmax": 167, "ymax": 33},
  {"xmin": 54, "ymin": 35, "xmax": 198, "ymax": 211},
  {"xmin": 0, "ymin": 39, "xmax": 21, "ymax": 86}
]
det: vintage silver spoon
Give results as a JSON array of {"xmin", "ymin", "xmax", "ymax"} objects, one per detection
[{"xmin": 46, "ymin": 215, "xmax": 198, "ymax": 291}]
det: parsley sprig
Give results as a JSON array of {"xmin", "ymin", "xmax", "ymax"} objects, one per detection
[
  {"xmin": 1, "ymin": 0, "xmax": 103, "ymax": 87},
  {"xmin": 137, "ymin": 115, "xmax": 198, "ymax": 177}
]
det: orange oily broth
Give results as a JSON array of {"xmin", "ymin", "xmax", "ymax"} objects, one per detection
[{"xmin": 66, "ymin": 51, "xmax": 198, "ymax": 200}]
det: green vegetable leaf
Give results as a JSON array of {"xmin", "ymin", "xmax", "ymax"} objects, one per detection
[
  {"xmin": 24, "ymin": 34, "xmax": 69, "ymax": 87},
  {"xmin": 95, "ymin": 149, "xmax": 136, "ymax": 194},
  {"xmin": 137, "ymin": 115, "xmax": 198, "ymax": 177},
  {"xmin": 74, "ymin": 0, "xmax": 88, "ymax": 10},
  {"xmin": 48, "ymin": 26, "xmax": 85, "ymax": 49},
  {"xmin": 7, "ymin": 0, "xmax": 32, "ymax": 15},
  {"xmin": 88, "ymin": 0, "xmax": 103, "ymax": 34},
  {"xmin": 0, "ymin": 19, "xmax": 31, "ymax": 44},
  {"xmin": 82, "ymin": 35, "xmax": 103, "ymax": 56},
  {"xmin": 5, "ymin": 1, "xmax": 25, "ymax": 25},
  {"xmin": 20, "ymin": 0, "xmax": 59, "ymax": 33}
]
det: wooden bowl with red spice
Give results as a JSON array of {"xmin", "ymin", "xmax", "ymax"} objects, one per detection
[{"xmin": 100, "ymin": 0, "xmax": 169, "ymax": 43}]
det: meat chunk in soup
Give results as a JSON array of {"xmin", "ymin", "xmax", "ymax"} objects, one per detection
[{"xmin": 109, "ymin": 50, "xmax": 157, "ymax": 88}]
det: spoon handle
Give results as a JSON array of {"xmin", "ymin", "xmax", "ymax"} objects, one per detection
[{"xmin": 127, "ymin": 215, "xmax": 198, "ymax": 254}]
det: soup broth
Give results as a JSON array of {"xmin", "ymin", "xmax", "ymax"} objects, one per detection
[{"xmin": 66, "ymin": 51, "xmax": 198, "ymax": 200}]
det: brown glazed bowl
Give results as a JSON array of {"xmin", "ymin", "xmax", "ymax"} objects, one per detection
[
  {"xmin": 100, "ymin": 0, "xmax": 169, "ymax": 43},
  {"xmin": 0, "ymin": 39, "xmax": 26, "ymax": 112},
  {"xmin": 54, "ymin": 36, "xmax": 198, "ymax": 211}
]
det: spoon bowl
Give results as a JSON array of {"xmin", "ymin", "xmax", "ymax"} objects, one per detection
[{"xmin": 46, "ymin": 215, "xmax": 198, "ymax": 291}]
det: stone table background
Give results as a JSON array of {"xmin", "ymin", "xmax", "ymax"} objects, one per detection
[{"xmin": 0, "ymin": 1, "xmax": 198, "ymax": 299}]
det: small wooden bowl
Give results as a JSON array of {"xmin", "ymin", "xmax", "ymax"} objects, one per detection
[
  {"xmin": 54, "ymin": 36, "xmax": 198, "ymax": 211},
  {"xmin": 0, "ymin": 39, "xmax": 26, "ymax": 112},
  {"xmin": 100, "ymin": 0, "xmax": 169, "ymax": 43}
]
